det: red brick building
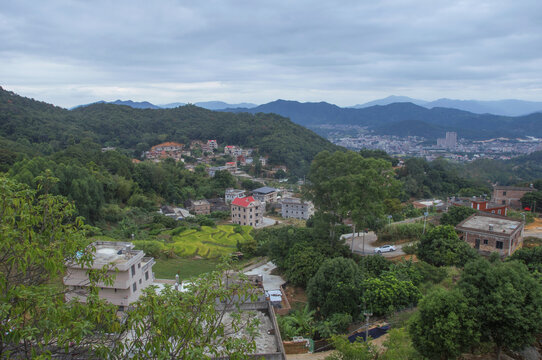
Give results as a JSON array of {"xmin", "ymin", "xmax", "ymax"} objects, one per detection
[{"xmin": 492, "ymin": 185, "xmax": 535, "ymax": 209}]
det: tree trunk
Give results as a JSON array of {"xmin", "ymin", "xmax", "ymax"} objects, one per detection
[{"xmin": 496, "ymin": 345, "xmax": 502, "ymax": 360}]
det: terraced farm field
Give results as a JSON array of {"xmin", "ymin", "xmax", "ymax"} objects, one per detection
[{"xmin": 170, "ymin": 225, "xmax": 253, "ymax": 258}]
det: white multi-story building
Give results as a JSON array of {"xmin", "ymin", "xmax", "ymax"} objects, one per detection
[
  {"xmin": 63, "ymin": 242, "xmax": 155, "ymax": 311},
  {"xmin": 281, "ymin": 197, "xmax": 314, "ymax": 220},
  {"xmin": 231, "ymin": 196, "xmax": 265, "ymax": 228},
  {"xmin": 225, "ymin": 189, "xmax": 246, "ymax": 204}
]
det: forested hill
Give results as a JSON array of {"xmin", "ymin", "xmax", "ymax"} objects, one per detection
[
  {"xmin": 222, "ymin": 100, "xmax": 542, "ymax": 140},
  {"xmin": 0, "ymin": 87, "xmax": 340, "ymax": 175}
]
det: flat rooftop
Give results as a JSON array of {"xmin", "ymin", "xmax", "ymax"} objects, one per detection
[
  {"xmin": 90, "ymin": 242, "xmax": 140, "ymax": 268},
  {"xmin": 457, "ymin": 215, "xmax": 522, "ymax": 235}
]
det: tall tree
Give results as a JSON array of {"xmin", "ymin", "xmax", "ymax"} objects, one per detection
[
  {"xmin": 409, "ymin": 288, "xmax": 480, "ymax": 360},
  {"xmin": 306, "ymin": 151, "xmax": 400, "ymax": 243},
  {"xmin": 459, "ymin": 258, "xmax": 542, "ymax": 359}
]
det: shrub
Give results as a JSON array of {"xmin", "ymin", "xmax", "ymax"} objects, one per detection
[
  {"xmin": 132, "ymin": 240, "xmax": 164, "ymax": 258},
  {"xmin": 377, "ymin": 223, "xmax": 425, "ymax": 243}
]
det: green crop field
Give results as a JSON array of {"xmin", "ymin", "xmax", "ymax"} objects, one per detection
[{"xmin": 167, "ymin": 225, "xmax": 253, "ymax": 259}]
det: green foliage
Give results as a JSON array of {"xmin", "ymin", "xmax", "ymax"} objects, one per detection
[
  {"xmin": 284, "ymin": 244, "xmax": 326, "ymax": 287},
  {"xmin": 459, "ymin": 258, "xmax": 542, "ymax": 356},
  {"xmin": 277, "ymin": 305, "xmax": 316, "ymax": 340},
  {"xmin": 409, "ymin": 288, "xmax": 480, "ymax": 360},
  {"xmin": 380, "ymin": 327, "xmax": 422, "ymax": 360},
  {"xmin": 507, "ymin": 209, "xmax": 535, "ymax": 224},
  {"xmin": 307, "ymin": 257, "xmax": 361, "ymax": 317},
  {"xmin": 360, "ymin": 274, "xmax": 421, "ymax": 316},
  {"xmin": 376, "ymin": 222, "xmax": 426, "ymax": 244},
  {"xmin": 325, "ymin": 336, "xmax": 377, "ymax": 360},
  {"xmin": 315, "ymin": 313, "xmax": 353, "ymax": 339},
  {"xmin": 359, "ymin": 255, "xmax": 392, "ymax": 277},
  {"xmin": 119, "ymin": 266, "xmax": 261, "ymax": 358},
  {"xmin": 306, "ymin": 151, "xmax": 402, "ymax": 232},
  {"xmin": 402, "ymin": 242, "xmax": 418, "ymax": 255},
  {"xmin": 417, "ymin": 225, "xmax": 479, "ymax": 267},
  {"xmin": 508, "ymin": 246, "xmax": 542, "ymax": 273},
  {"xmin": 398, "ymin": 157, "xmax": 488, "ymax": 198},
  {"xmin": 133, "ymin": 240, "xmax": 164, "ymax": 258},
  {"xmin": 440, "ymin": 206, "xmax": 477, "ymax": 226},
  {"xmin": 0, "ymin": 175, "xmax": 119, "ymax": 358}
]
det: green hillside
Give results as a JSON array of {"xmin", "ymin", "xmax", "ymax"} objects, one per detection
[{"xmin": 0, "ymin": 87, "xmax": 340, "ymax": 176}]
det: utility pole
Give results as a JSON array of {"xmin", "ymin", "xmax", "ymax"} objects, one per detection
[
  {"xmin": 423, "ymin": 212, "xmax": 428, "ymax": 234},
  {"xmin": 350, "ymin": 224, "xmax": 356, "ymax": 252},
  {"xmin": 363, "ymin": 310, "xmax": 373, "ymax": 342}
]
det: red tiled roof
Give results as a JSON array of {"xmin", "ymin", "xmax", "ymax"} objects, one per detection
[{"xmin": 232, "ymin": 196, "xmax": 256, "ymax": 207}]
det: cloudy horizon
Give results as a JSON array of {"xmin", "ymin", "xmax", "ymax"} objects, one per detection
[{"xmin": 1, "ymin": 0, "xmax": 542, "ymax": 108}]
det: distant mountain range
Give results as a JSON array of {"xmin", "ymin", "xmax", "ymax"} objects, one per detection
[
  {"xmin": 351, "ymin": 95, "xmax": 542, "ymax": 116},
  {"xmin": 72, "ymin": 96, "xmax": 542, "ymax": 117},
  {"xmin": 72, "ymin": 100, "xmax": 257, "ymax": 110},
  {"xmin": 221, "ymin": 100, "xmax": 542, "ymax": 140}
]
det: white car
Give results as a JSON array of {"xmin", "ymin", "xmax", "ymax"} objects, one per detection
[{"xmin": 374, "ymin": 245, "xmax": 396, "ymax": 254}]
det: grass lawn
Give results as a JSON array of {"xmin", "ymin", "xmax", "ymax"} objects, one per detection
[
  {"xmin": 153, "ymin": 256, "xmax": 263, "ymax": 280},
  {"xmin": 153, "ymin": 258, "xmax": 221, "ymax": 280}
]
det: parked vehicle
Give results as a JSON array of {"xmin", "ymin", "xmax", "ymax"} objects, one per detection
[{"xmin": 374, "ymin": 245, "xmax": 396, "ymax": 253}]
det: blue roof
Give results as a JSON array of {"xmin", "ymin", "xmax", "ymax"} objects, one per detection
[{"xmin": 253, "ymin": 186, "xmax": 276, "ymax": 194}]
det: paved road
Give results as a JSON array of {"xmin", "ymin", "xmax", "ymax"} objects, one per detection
[{"xmin": 342, "ymin": 231, "xmax": 407, "ymax": 257}]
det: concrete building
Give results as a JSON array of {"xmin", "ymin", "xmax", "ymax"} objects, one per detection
[
  {"xmin": 492, "ymin": 185, "xmax": 536, "ymax": 209},
  {"xmin": 456, "ymin": 213, "xmax": 524, "ymax": 257},
  {"xmin": 63, "ymin": 242, "xmax": 155, "ymax": 310},
  {"xmin": 281, "ymin": 197, "xmax": 314, "ymax": 220},
  {"xmin": 207, "ymin": 139, "xmax": 218, "ymax": 150},
  {"xmin": 231, "ymin": 196, "xmax": 265, "ymax": 228},
  {"xmin": 225, "ymin": 188, "xmax": 246, "ymax": 204},
  {"xmin": 252, "ymin": 187, "xmax": 278, "ymax": 204},
  {"xmin": 436, "ymin": 132, "xmax": 457, "ymax": 149},
  {"xmin": 191, "ymin": 199, "xmax": 211, "ymax": 215}
]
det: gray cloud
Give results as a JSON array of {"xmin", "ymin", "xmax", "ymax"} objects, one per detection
[{"xmin": 1, "ymin": 0, "xmax": 542, "ymax": 107}]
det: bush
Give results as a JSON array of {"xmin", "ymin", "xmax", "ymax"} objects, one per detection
[
  {"xmin": 377, "ymin": 223, "xmax": 425, "ymax": 243},
  {"xmin": 440, "ymin": 206, "xmax": 477, "ymax": 226},
  {"xmin": 402, "ymin": 242, "xmax": 418, "ymax": 255},
  {"xmin": 132, "ymin": 240, "xmax": 164, "ymax": 258},
  {"xmin": 101, "ymin": 203, "xmax": 125, "ymax": 222},
  {"xmin": 127, "ymin": 193, "xmax": 155, "ymax": 210},
  {"xmin": 171, "ymin": 226, "xmax": 187, "ymax": 236}
]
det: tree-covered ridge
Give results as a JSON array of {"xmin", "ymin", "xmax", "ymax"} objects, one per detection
[{"xmin": 0, "ymin": 87, "xmax": 340, "ymax": 176}]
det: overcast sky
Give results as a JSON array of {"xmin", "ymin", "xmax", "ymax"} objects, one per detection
[{"xmin": 1, "ymin": 0, "xmax": 542, "ymax": 108}]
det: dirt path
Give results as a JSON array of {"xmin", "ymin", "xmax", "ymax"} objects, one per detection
[{"xmin": 287, "ymin": 350, "xmax": 335, "ymax": 359}]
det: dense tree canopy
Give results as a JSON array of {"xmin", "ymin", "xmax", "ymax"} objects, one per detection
[
  {"xmin": 459, "ymin": 259, "xmax": 542, "ymax": 359},
  {"xmin": 417, "ymin": 225, "xmax": 479, "ymax": 267}
]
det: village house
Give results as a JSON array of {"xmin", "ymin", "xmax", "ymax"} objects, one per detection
[
  {"xmin": 207, "ymin": 139, "xmax": 218, "ymax": 150},
  {"xmin": 281, "ymin": 197, "xmax": 314, "ymax": 220},
  {"xmin": 231, "ymin": 196, "xmax": 265, "ymax": 228},
  {"xmin": 225, "ymin": 188, "xmax": 246, "ymax": 204},
  {"xmin": 63, "ymin": 242, "xmax": 155, "ymax": 311},
  {"xmin": 190, "ymin": 199, "xmax": 211, "ymax": 215},
  {"xmin": 252, "ymin": 187, "xmax": 278, "ymax": 204},
  {"xmin": 492, "ymin": 185, "xmax": 536, "ymax": 209},
  {"xmin": 224, "ymin": 145, "xmax": 237, "ymax": 155},
  {"xmin": 449, "ymin": 196, "xmax": 507, "ymax": 216},
  {"xmin": 145, "ymin": 141, "xmax": 184, "ymax": 162},
  {"xmin": 456, "ymin": 213, "xmax": 524, "ymax": 257}
]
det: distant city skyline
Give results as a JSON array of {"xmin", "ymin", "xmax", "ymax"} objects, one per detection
[{"xmin": 1, "ymin": 1, "xmax": 542, "ymax": 108}]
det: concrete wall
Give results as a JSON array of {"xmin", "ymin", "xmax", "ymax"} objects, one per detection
[{"xmin": 493, "ymin": 188, "xmax": 532, "ymax": 209}]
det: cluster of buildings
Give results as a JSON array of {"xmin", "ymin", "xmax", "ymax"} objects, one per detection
[
  {"xmin": 420, "ymin": 185, "xmax": 537, "ymax": 258},
  {"xmin": 331, "ymin": 132, "xmax": 542, "ymax": 162},
  {"xmin": 229, "ymin": 187, "xmax": 314, "ymax": 228}
]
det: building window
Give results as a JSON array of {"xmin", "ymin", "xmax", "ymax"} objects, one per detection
[
  {"xmin": 145, "ymin": 271, "xmax": 149, "ymax": 280},
  {"xmin": 502, "ymin": 200, "xmax": 506, "ymax": 205},
  {"xmin": 133, "ymin": 283, "xmax": 137, "ymax": 292},
  {"xmin": 138, "ymin": 263, "xmax": 141, "ymax": 269},
  {"xmin": 496, "ymin": 241, "xmax": 504, "ymax": 249},
  {"xmin": 131, "ymin": 265, "xmax": 135, "ymax": 277},
  {"xmin": 483, "ymin": 239, "xmax": 488, "ymax": 245},
  {"xmin": 503, "ymin": 191, "xmax": 507, "ymax": 196},
  {"xmin": 139, "ymin": 279, "xmax": 142, "ymax": 284},
  {"xmin": 119, "ymin": 306, "xmax": 125, "ymax": 312}
]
